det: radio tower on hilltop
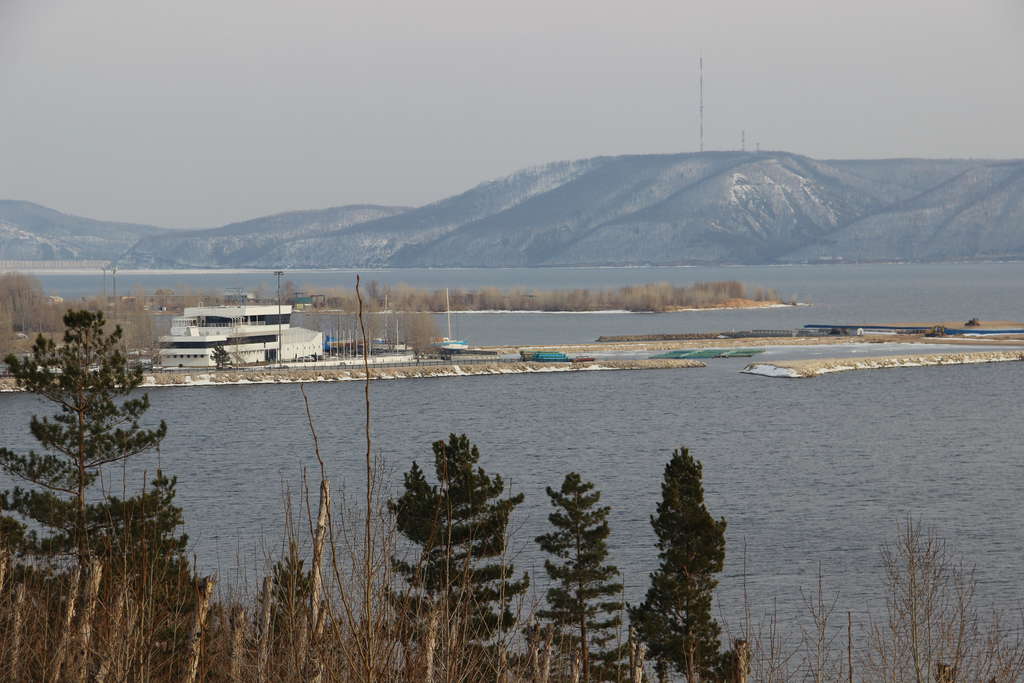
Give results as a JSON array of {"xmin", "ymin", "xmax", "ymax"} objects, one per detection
[{"xmin": 698, "ymin": 54, "xmax": 704, "ymax": 153}]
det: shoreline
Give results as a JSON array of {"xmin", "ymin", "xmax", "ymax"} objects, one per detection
[
  {"xmin": 486, "ymin": 334, "xmax": 1024, "ymax": 355},
  {"xmin": 0, "ymin": 359, "xmax": 704, "ymax": 392},
  {"xmin": 433, "ymin": 301, "xmax": 793, "ymax": 314},
  {"xmin": 6, "ymin": 333, "xmax": 1024, "ymax": 393},
  {"xmin": 742, "ymin": 350, "xmax": 1024, "ymax": 378}
]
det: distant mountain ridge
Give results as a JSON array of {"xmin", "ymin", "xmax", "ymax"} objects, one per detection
[
  {"xmin": 121, "ymin": 204, "xmax": 410, "ymax": 268},
  {"xmin": 4, "ymin": 152, "xmax": 1023, "ymax": 267},
  {"xmin": 0, "ymin": 200, "xmax": 165, "ymax": 261}
]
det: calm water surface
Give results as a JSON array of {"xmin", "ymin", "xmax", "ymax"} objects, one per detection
[
  {"xmin": 2, "ymin": 353, "xmax": 1023, "ymax": 625},
  {"xmin": 5, "ymin": 263, "xmax": 1024, "ymax": 630}
]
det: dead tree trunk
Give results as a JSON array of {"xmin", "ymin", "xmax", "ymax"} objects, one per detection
[
  {"xmin": 230, "ymin": 605, "xmax": 248, "ymax": 681},
  {"xmin": 256, "ymin": 575, "xmax": 273, "ymax": 683},
  {"xmin": 49, "ymin": 564, "xmax": 82, "ymax": 683},
  {"xmin": 73, "ymin": 559, "xmax": 103, "ymax": 682},
  {"xmin": 733, "ymin": 639, "xmax": 750, "ymax": 683},
  {"xmin": 183, "ymin": 576, "xmax": 216, "ymax": 683},
  {"xmin": 539, "ymin": 626, "xmax": 555, "ymax": 683},
  {"xmin": 94, "ymin": 588, "xmax": 127, "ymax": 683},
  {"xmin": 9, "ymin": 583, "xmax": 27, "ymax": 681},
  {"xmin": 423, "ymin": 604, "xmax": 439, "ymax": 682},
  {"xmin": 302, "ymin": 479, "xmax": 331, "ymax": 679},
  {"xmin": 308, "ymin": 601, "xmax": 327, "ymax": 683},
  {"xmin": 628, "ymin": 627, "xmax": 647, "ymax": 683}
]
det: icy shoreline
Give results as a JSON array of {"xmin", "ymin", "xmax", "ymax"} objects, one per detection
[
  {"xmin": 0, "ymin": 359, "xmax": 704, "ymax": 392},
  {"xmin": 742, "ymin": 350, "xmax": 1024, "ymax": 378}
]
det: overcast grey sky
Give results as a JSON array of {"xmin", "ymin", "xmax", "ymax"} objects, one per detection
[{"xmin": 1, "ymin": 0, "xmax": 1021, "ymax": 228}]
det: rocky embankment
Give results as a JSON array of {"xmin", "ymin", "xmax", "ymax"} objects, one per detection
[
  {"xmin": 742, "ymin": 350, "xmax": 1024, "ymax": 378},
  {"xmin": 0, "ymin": 359, "xmax": 704, "ymax": 392}
]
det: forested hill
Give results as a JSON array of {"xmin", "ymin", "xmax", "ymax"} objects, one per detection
[
  {"xmin": 5, "ymin": 152, "xmax": 1024, "ymax": 267},
  {"xmin": 0, "ymin": 200, "xmax": 164, "ymax": 261},
  {"xmin": 120, "ymin": 204, "xmax": 410, "ymax": 268}
]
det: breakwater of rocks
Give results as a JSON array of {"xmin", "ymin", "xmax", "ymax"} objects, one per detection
[
  {"xmin": 742, "ymin": 350, "xmax": 1024, "ymax": 378},
  {"xmin": 0, "ymin": 359, "xmax": 705, "ymax": 392}
]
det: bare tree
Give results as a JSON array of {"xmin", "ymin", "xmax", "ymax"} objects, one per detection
[
  {"xmin": 864, "ymin": 518, "xmax": 1024, "ymax": 682},
  {"xmin": 798, "ymin": 564, "xmax": 845, "ymax": 683}
]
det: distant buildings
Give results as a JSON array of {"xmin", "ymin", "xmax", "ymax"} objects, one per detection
[
  {"xmin": 290, "ymin": 292, "xmax": 326, "ymax": 310},
  {"xmin": 158, "ymin": 304, "xmax": 323, "ymax": 368}
]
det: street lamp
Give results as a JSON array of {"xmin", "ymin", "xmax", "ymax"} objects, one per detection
[
  {"xmin": 273, "ymin": 270, "xmax": 284, "ymax": 366},
  {"xmin": 111, "ymin": 266, "xmax": 118, "ymax": 319}
]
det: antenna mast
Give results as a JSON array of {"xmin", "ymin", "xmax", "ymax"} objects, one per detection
[{"xmin": 699, "ymin": 54, "xmax": 704, "ymax": 153}]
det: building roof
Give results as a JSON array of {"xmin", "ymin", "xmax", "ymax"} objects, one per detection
[{"xmin": 182, "ymin": 304, "xmax": 292, "ymax": 317}]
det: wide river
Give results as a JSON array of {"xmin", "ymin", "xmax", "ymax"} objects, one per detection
[{"xmin": 6, "ymin": 263, "xmax": 1024, "ymax": 639}]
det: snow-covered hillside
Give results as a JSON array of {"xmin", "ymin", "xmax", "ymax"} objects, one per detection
[{"xmin": 5, "ymin": 152, "xmax": 1022, "ymax": 267}]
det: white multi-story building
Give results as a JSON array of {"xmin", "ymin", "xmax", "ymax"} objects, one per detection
[{"xmin": 159, "ymin": 305, "xmax": 323, "ymax": 368}]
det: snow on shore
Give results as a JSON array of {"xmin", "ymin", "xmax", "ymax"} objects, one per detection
[
  {"xmin": 742, "ymin": 350, "xmax": 1024, "ymax": 378},
  {"xmin": 0, "ymin": 359, "xmax": 702, "ymax": 392}
]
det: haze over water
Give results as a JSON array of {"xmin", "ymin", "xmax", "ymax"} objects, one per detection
[{"xmin": 6, "ymin": 262, "xmax": 1024, "ymax": 641}]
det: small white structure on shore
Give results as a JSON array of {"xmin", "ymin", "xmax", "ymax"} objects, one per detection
[{"xmin": 159, "ymin": 304, "xmax": 323, "ymax": 368}]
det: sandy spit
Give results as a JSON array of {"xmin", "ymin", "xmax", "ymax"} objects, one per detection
[
  {"xmin": 0, "ymin": 359, "xmax": 704, "ymax": 392},
  {"xmin": 742, "ymin": 351, "xmax": 1024, "ymax": 379},
  {"xmin": 490, "ymin": 334, "xmax": 1024, "ymax": 355}
]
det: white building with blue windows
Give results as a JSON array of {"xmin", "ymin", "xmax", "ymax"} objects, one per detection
[{"xmin": 158, "ymin": 304, "xmax": 323, "ymax": 368}]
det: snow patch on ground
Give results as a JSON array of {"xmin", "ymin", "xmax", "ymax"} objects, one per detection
[
  {"xmin": 741, "ymin": 364, "xmax": 801, "ymax": 378},
  {"xmin": 743, "ymin": 351, "xmax": 1024, "ymax": 379}
]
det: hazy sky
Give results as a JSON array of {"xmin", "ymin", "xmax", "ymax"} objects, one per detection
[{"xmin": 2, "ymin": 0, "xmax": 1022, "ymax": 228}]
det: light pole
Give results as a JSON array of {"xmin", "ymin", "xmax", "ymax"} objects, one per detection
[
  {"xmin": 274, "ymin": 270, "xmax": 284, "ymax": 365},
  {"xmin": 111, "ymin": 266, "xmax": 118, "ymax": 319}
]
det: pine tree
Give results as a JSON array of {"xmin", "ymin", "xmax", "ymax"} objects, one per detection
[
  {"xmin": 87, "ymin": 469, "xmax": 194, "ymax": 611},
  {"xmin": 0, "ymin": 310, "xmax": 168, "ymax": 563},
  {"xmin": 536, "ymin": 472, "xmax": 625, "ymax": 682},
  {"xmin": 629, "ymin": 447, "xmax": 727, "ymax": 681},
  {"xmin": 212, "ymin": 343, "xmax": 231, "ymax": 368},
  {"xmin": 389, "ymin": 433, "xmax": 529, "ymax": 640}
]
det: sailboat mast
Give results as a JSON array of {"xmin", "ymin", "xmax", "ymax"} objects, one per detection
[
  {"xmin": 446, "ymin": 288, "xmax": 452, "ymax": 339},
  {"xmin": 444, "ymin": 288, "xmax": 452, "ymax": 342}
]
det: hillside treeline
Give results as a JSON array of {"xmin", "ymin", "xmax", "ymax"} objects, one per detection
[
  {"xmin": 0, "ymin": 272, "xmax": 156, "ymax": 357},
  {"xmin": 311, "ymin": 280, "xmax": 782, "ymax": 313},
  {"xmin": 2, "ymin": 311, "xmax": 1022, "ymax": 682}
]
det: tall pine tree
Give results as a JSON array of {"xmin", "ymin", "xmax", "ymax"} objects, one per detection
[
  {"xmin": 536, "ymin": 472, "xmax": 624, "ymax": 682},
  {"xmin": 0, "ymin": 310, "xmax": 169, "ymax": 563},
  {"xmin": 629, "ymin": 447, "xmax": 727, "ymax": 681},
  {"xmin": 389, "ymin": 433, "xmax": 529, "ymax": 640}
]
